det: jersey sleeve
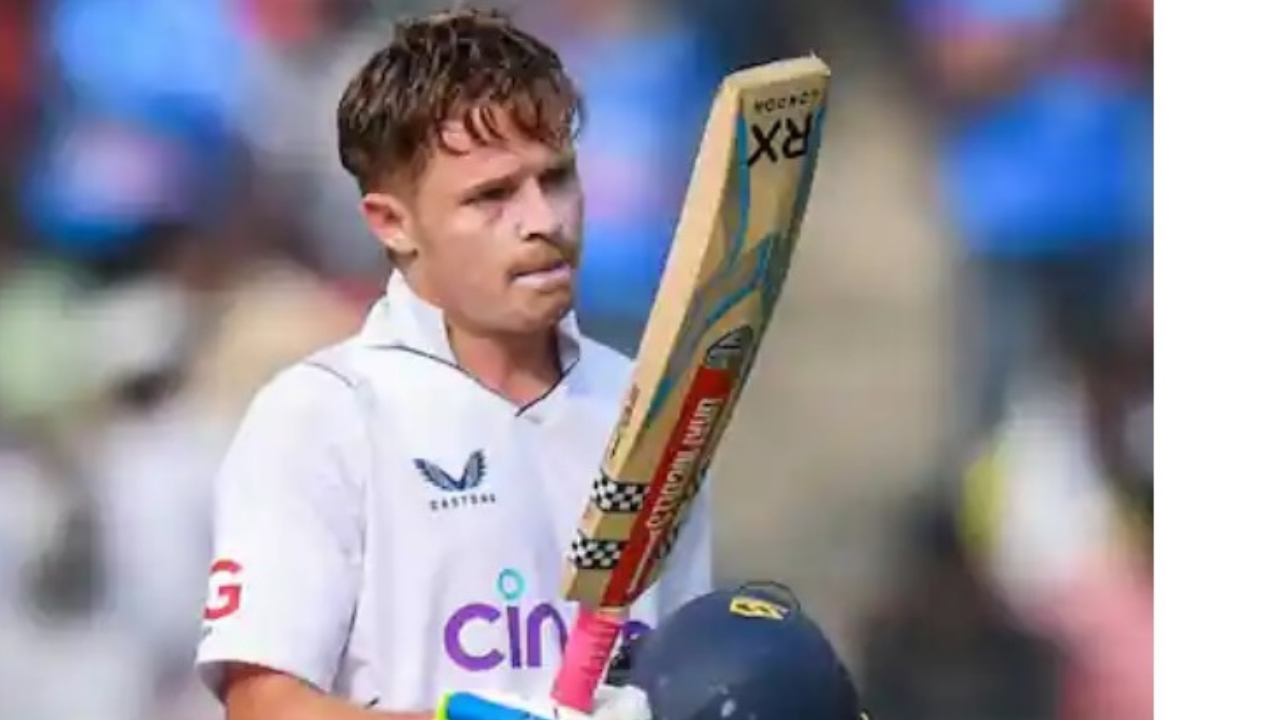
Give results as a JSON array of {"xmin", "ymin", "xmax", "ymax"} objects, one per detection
[
  {"xmin": 196, "ymin": 364, "xmax": 367, "ymax": 698},
  {"xmin": 656, "ymin": 474, "xmax": 714, "ymax": 614}
]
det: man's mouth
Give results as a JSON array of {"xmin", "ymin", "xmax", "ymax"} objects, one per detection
[{"xmin": 512, "ymin": 260, "xmax": 574, "ymax": 289}]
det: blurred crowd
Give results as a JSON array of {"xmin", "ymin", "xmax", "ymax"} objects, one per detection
[
  {"xmin": 0, "ymin": 1, "xmax": 1150, "ymax": 719},
  {"xmin": 856, "ymin": 1, "xmax": 1152, "ymax": 719}
]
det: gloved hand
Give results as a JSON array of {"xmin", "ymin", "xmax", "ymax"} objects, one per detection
[{"xmin": 437, "ymin": 685, "xmax": 651, "ymax": 720}]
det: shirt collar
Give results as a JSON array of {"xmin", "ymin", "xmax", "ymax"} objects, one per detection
[{"xmin": 360, "ymin": 271, "xmax": 583, "ymax": 372}]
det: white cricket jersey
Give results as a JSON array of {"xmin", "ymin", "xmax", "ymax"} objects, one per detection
[{"xmin": 195, "ymin": 272, "xmax": 713, "ymax": 712}]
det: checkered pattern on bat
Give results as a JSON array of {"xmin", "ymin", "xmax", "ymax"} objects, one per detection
[
  {"xmin": 568, "ymin": 534, "xmax": 626, "ymax": 570},
  {"xmin": 590, "ymin": 474, "xmax": 648, "ymax": 513}
]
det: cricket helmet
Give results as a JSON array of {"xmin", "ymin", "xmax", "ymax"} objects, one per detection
[{"xmin": 607, "ymin": 581, "xmax": 867, "ymax": 720}]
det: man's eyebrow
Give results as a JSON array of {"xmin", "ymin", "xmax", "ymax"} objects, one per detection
[
  {"xmin": 458, "ymin": 164, "xmax": 523, "ymax": 198},
  {"xmin": 458, "ymin": 151, "xmax": 577, "ymax": 197}
]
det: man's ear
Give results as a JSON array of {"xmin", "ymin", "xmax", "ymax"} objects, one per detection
[{"xmin": 360, "ymin": 191, "xmax": 418, "ymax": 256}]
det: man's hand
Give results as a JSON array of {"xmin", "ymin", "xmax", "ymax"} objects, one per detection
[{"xmin": 437, "ymin": 685, "xmax": 650, "ymax": 720}]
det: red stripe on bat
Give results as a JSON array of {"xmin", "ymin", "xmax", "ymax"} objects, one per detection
[{"xmin": 604, "ymin": 363, "xmax": 733, "ymax": 606}]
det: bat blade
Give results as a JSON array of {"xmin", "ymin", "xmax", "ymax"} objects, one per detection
[
  {"xmin": 551, "ymin": 55, "xmax": 831, "ymax": 712},
  {"xmin": 566, "ymin": 55, "xmax": 831, "ymax": 607}
]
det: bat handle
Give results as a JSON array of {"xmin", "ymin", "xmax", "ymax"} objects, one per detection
[{"xmin": 552, "ymin": 607, "xmax": 625, "ymax": 713}]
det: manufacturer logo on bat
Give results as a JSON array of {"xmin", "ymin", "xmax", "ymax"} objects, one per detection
[
  {"xmin": 747, "ymin": 112, "xmax": 814, "ymax": 167},
  {"xmin": 616, "ymin": 330, "xmax": 744, "ymax": 602},
  {"xmin": 703, "ymin": 326, "xmax": 752, "ymax": 371},
  {"xmin": 752, "ymin": 89, "xmax": 821, "ymax": 115}
]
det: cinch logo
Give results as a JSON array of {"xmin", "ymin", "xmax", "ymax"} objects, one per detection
[
  {"xmin": 443, "ymin": 569, "xmax": 652, "ymax": 672},
  {"xmin": 415, "ymin": 450, "xmax": 496, "ymax": 512}
]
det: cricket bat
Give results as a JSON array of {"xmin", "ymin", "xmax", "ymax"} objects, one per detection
[
  {"xmin": 552, "ymin": 54, "xmax": 831, "ymax": 711},
  {"xmin": 438, "ymin": 55, "xmax": 830, "ymax": 720}
]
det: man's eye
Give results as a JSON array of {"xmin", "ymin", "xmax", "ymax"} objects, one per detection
[{"xmin": 469, "ymin": 185, "xmax": 514, "ymax": 204}]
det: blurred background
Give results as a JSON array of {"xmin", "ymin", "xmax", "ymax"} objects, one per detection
[{"xmin": 0, "ymin": 0, "xmax": 1151, "ymax": 718}]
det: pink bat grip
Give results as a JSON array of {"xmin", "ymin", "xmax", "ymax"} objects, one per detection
[{"xmin": 551, "ymin": 608, "xmax": 625, "ymax": 712}]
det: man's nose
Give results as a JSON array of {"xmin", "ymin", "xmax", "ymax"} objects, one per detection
[{"xmin": 513, "ymin": 181, "xmax": 562, "ymax": 241}]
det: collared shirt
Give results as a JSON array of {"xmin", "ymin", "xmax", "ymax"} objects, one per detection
[{"xmin": 195, "ymin": 272, "xmax": 713, "ymax": 710}]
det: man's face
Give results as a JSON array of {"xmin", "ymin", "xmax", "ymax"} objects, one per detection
[{"xmin": 363, "ymin": 108, "xmax": 584, "ymax": 336}]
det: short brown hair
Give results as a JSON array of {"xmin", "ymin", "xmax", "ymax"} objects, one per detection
[{"xmin": 337, "ymin": 9, "xmax": 584, "ymax": 193}]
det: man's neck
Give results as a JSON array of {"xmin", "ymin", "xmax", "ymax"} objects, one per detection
[{"xmin": 446, "ymin": 322, "xmax": 563, "ymax": 407}]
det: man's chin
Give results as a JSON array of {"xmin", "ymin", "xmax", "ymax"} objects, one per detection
[
  {"xmin": 535, "ymin": 295, "xmax": 575, "ymax": 327},
  {"xmin": 506, "ymin": 291, "xmax": 574, "ymax": 333}
]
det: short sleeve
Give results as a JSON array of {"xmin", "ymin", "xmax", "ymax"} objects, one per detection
[
  {"xmin": 656, "ymin": 475, "xmax": 714, "ymax": 614},
  {"xmin": 196, "ymin": 364, "xmax": 367, "ymax": 698}
]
